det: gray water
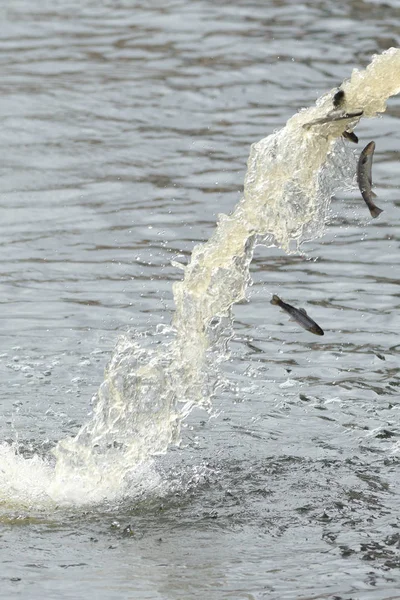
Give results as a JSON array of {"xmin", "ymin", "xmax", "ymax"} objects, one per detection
[{"xmin": 1, "ymin": 1, "xmax": 400, "ymax": 598}]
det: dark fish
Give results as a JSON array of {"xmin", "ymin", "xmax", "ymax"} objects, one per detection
[
  {"xmin": 357, "ymin": 141, "xmax": 383, "ymax": 218},
  {"xmin": 343, "ymin": 130, "xmax": 358, "ymax": 143},
  {"xmin": 271, "ymin": 295, "xmax": 324, "ymax": 336},
  {"xmin": 333, "ymin": 89, "xmax": 345, "ymax": 109},
  {"xmin": 303, "ymin": 110, "xmax": 363, "ymax": 129}
]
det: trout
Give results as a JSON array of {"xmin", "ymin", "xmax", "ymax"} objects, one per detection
[
  {"xmin": 357, "ymin": 141, "xmax": 383, "ymax": 218},
  {"xmin": 271, "ymin": 295, "xmax": 324, "ymax": 336}
]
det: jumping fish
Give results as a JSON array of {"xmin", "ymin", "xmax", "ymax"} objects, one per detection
[
  {"xmin": 332, "ymin": 90, "xmax": 358, "ymax": 142},
  {"xmin": 303, "ymin": 110, "xmax": 363, "ymax": 129},
  {"xmin": 357, "ymin": 141, "xmax": 383, "ymax": 218},
  {"xmin": 271, "ymin": 295, "xmax": 324, "ymax": 336},
  {"xmin": 331, "ymin": 89, "xmax": 358, "ymax": 144}
]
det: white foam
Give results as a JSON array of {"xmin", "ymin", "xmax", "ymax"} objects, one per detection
[{"xmin": 0, "ymin": 443, "xmax": 54, "ymax": 508}]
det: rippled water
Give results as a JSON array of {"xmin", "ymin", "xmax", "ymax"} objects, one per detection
[{"xmin": 1, "ymin": 1, "xmax": 400, "ymax": 599}]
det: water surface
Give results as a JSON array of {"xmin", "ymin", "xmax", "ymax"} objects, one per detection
[{"xmin": 1, "ymin": 1, "xmax": 400, "ymax": 599}]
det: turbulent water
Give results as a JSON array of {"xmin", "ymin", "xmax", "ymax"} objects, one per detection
[
  {"xmin": 1, "ymin": 2, "xmax": 400, "ymax": 599},
  {"xmin": 2, "ymin": 46, "xmax": 398, "ymax": 505}
]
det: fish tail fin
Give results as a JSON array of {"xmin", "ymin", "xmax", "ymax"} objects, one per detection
[
  {"xmin": 370, "ymin": 205, "xmax": 383, "ymax": 218},
  {"xmin": 343, "ymin": 131, "xmax": 358, "ymax": 144},
  {"xmin": 271, "ymin": 294, "xmax": 280, "ymax": 305}
]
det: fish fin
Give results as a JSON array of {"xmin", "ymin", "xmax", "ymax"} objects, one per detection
[
  {"xmin": 343, "ymin": 130, "xmax": 358, "ymax": 143},
  {"xmin": 370, "ymin": 206, "xmax": 383, "ymax": 219},
  {"xmin": 298, "ymin": 308, "xmax": 308, "ymax": 316},
  {"xmin": 271, "ymin": 294, "xmax": 280, "ymax": 305},
  {"xmin": 370, "ymin": 190, "xmax": 377, "ymax": 199}
]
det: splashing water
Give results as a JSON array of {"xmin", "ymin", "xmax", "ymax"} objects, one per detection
[{"xmin": 2, "ymin": 48, "xmax": 400, "ymax": 508}]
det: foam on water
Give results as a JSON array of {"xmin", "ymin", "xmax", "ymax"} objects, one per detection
[{"xmin": 1, "ymin": 48, "xmax": 400, "ymax": 508}]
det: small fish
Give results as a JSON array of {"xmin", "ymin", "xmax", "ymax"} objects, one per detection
[
  {"xmin": 357, "ymin": 141, "xmax": 383, "ymax": 218},
  {"xmin": 333, "ymin": 89, "xmax": 345, "ymax": 109},
  {"xmin": 271, "ymin": 295, "xmax": 324, "ymax": 336},
  {"xmin": 303, "ymin": 110, "xmax": 363, "ymax": 129},
  {"xmin": 343, "ymin": 130, "xmax": 358, "ymax": 143}
]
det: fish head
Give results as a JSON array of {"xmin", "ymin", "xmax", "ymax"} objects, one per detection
[
  {"xmin": 333, "ymin": 89, "xmax": 345, "ymax": 108},
  {"xmin": 364, "ymin": 141, "xmax": 376, "ymax": 155},
  {"xmin": 310, "ymin": 325, "xmax": 324, "ymax": 336}
]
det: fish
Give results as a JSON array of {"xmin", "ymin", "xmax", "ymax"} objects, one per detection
[
  {"xmin": 333, "ymin": 89, "xmax": 345, "ymax": 109},
  {"xmin": 331, "ymin": 90, "xmax": 358, "ymax": 143},
  {"xmin": 303, "ymin": 110, "xmax": 363, "ymax": 129},
  {"xmin": 271, "ymin": 295, "xmax": 324, "ymax": 336},
  {"xmin": 357, "ymin": 141, "xmax": 383, "ymax": 218},
  {"xmin": 343, "ymin": 130, "xmax": 358, "ymax": 143}
]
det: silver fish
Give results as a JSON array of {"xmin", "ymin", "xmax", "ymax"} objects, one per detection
[
  {"xmin": 357, "ymin": 141, "xmax": 383, "ymax": 219},
  {"xmin": 271, "ymin": 295, "xmax": 324, "ymax": 336},
  {"xmin": 303, "ymin": 109, "xmax": 363, "ymax": 129}
]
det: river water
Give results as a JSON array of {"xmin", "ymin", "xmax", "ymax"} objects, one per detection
[{"xmin": 1, "ymin": 1, "xmax": 400, "ymax": 599}]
